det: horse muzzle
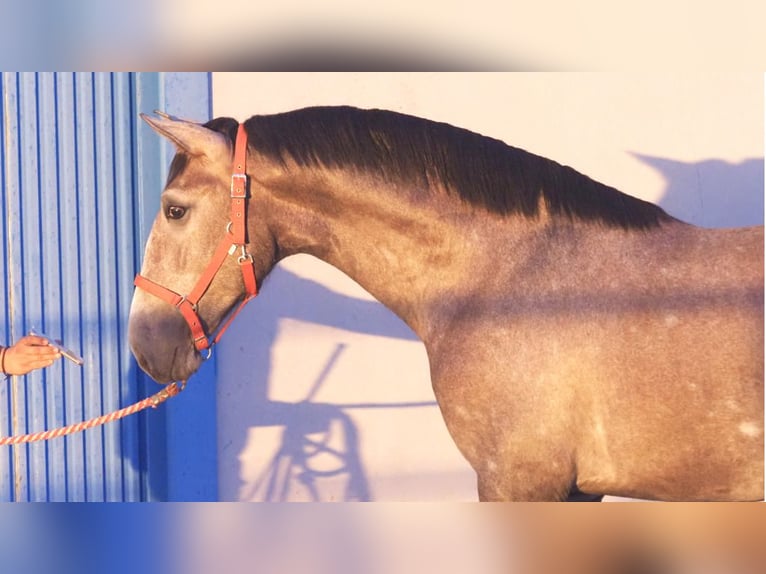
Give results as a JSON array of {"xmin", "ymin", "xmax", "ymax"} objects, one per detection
[{"xmin": 128, "ymin": 305, "xmax": 204, "ymax": 384}]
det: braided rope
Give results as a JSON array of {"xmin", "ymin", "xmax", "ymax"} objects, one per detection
[{"xmin": 0, "ymin": 381, "xmax": 185, "ymax": 446}]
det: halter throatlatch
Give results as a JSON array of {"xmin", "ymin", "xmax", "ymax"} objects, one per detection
[{"xmin": 134, "ymin": 123, "xmax": 258, "ymax": 355}]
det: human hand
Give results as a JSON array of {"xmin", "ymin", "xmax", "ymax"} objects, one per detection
[{"xmin": 1, "ymin": 335, "xmax": 62, "ymax": 375}]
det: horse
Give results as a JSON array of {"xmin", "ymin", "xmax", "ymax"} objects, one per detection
[{"xmin": 128, "ymin": 106, "xmax": 764, "ymax": 501}]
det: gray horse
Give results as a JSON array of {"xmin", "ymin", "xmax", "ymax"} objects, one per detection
[{"xmin": 129, "ymin": 107, "xmax": 763, "ymax": 501}]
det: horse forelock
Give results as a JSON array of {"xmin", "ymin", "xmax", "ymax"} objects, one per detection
[
  {"xmin": 240, "ymin": 106, "xmax": 673, "ymax": 230},
  {"xmin": 165, "ymin": 152, "xmax": 189, "ymax": 188}
]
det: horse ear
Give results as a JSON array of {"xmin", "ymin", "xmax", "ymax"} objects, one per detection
[{"xmin": 140, "ymin": 112, "xmax": 229, "ymax": 158}]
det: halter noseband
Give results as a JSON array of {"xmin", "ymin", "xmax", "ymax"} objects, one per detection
[{"xmin": 133, "ymin": 123, "xmax": 258, "ymax": 355}]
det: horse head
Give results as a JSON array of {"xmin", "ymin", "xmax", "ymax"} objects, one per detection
[{"xmin": 129, "ymin": 114, "xmax": 273, "ymax": 383}]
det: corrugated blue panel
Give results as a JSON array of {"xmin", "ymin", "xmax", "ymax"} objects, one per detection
[
  {"xmin": 0, "ymin": 72, "xmax": 213, "ymax": 501},
  {"xmin": 0, "ymin": 72, "xmax": 141, "ymax": 501}
]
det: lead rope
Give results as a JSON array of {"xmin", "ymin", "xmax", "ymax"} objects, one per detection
[{"xmin": 0, "ymin": 380, "xmax": 185, "ymax": 446}]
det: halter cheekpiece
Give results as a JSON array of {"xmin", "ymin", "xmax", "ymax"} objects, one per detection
[{"xmin": 134, "ymin": 123, "xmax": 258, "ymax": 355}]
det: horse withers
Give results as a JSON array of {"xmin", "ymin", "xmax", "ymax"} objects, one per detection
[{"xmin": 128, "ymin": 106, "xmax": 763, "ymax": 501}]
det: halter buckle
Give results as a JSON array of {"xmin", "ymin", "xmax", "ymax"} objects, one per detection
[{"xmin": 230, "ymin": 173, "xmax": 247, "ymax": 198}]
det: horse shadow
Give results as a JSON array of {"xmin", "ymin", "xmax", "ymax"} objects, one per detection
[
  {"xmin": 632, "ymin": 153, "xmax": 764, "ymax": 227},
  {"xmin": 217, "ymin": 261, "xmax": 421, "ymax": 501}
]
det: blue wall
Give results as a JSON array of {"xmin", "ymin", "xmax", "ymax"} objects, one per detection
[{"xmin": 0, "ymin": 72, "xmax": 216, "ymax": 501}]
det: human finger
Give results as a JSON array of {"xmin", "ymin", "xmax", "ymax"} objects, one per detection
[
  {"xmin": 16, "ymin": 343, "xmax": 61, "ymax": 359},
  {"xmin": 18, "ymin": 335, "xmax": 51, "ymax": 347},
  {"xmin": 18, "ymin": 356, "xmax": 60, "ymax": 372}
]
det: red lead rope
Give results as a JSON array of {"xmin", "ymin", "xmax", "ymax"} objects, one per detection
[{"xmin": 0, "ymin": 381, "xmax": 185, "ymax": 446}]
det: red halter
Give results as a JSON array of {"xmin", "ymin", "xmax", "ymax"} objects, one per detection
[{"xmin": 134, "ymin": 123, "xmax": 258, "ymax": 355}]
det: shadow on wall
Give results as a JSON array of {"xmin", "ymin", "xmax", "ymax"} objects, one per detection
[
  {"xmin": 239, "ymin": 343, "xmax": 371, "ymax": 502},
  {"xmin": 633, "ymin": 153, "xmax": 764, "ymax": 228},
  {"xmin": 218, "ymin": 264, "xmax": 427, "ymax": 502},
  {"xmin": 244, "ymin": 399, "xmax": 370, "ymax": 502}
]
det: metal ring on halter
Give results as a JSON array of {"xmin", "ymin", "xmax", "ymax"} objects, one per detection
[
  {"xmin": 175, "ymin": 295, "xmax": 198, "ymax": 312},
  {"xmin": 202, "ymin": 347, "xmax": 213, "ymax": 360},
  {"xmin": 237, "ymin": 245, "xmax": 254, "ymax": 264},
  {"xmin": 226, "ymin": 221, "xmax": 233, "ymax": 235}
]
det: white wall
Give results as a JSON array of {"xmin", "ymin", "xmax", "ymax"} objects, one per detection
[{"xmin": 211, "ymin": 73, "xmax": 764, "ymax": 501}]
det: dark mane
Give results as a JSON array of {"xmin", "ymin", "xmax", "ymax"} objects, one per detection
[{"xmin": 231, "ymin": 106, "xmax": 671, "ymax": 229}]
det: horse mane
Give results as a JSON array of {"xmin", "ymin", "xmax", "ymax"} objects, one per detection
[{"xmin": 209, "ymin": 106, "xmax": 673, "ymax": 229}]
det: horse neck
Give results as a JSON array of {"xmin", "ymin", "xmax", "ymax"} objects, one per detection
[{"xmin": 260, "ymin": 166, "xmax": 499, "ymax": 340}]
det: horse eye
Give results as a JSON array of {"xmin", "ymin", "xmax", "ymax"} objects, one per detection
[{"xmin": 166, "ymin": 205, "xmax": 187, "ymax": 220}]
